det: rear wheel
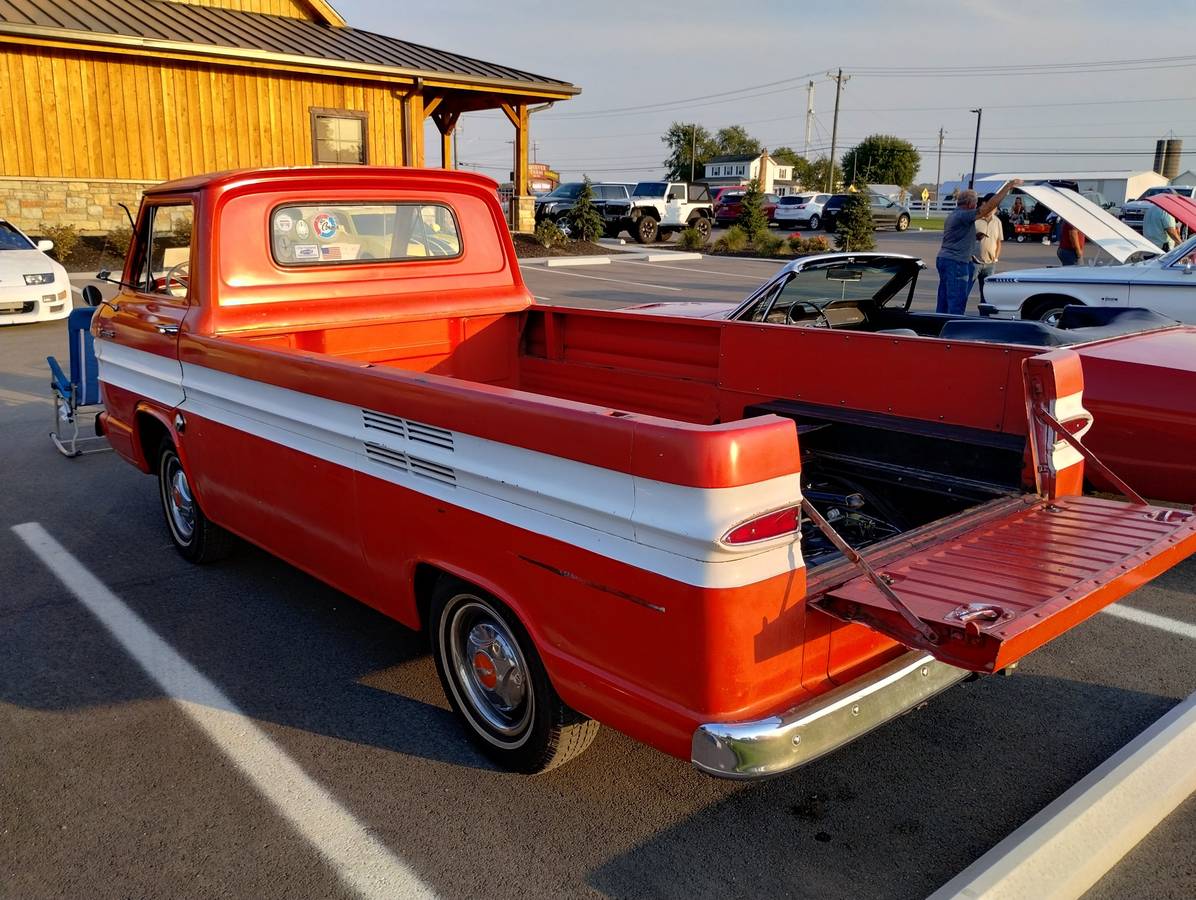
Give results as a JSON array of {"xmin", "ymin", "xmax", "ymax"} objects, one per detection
[
  {"xmin": 634, "ymin": 215, "xmax": 659, "ymax": 244},
  {"xmin": 896, "ymin": 214, "xmax": 910, "ymax": 232},
  {"xmin": 1023, "ymin": 295, "xmax": 1075, "ymax": 327},
  {"xmin": 808, "ymin": 214, "xmax": 820, "ymax": 230},
  {"xmin": 690, "ymin": 216, "xmax": 712, "ymax": 240},
  {"xmin": 431, "ymin": 578, "xmax": 599, "ymax": 773},
  {"xmin": 157, "ymin": 440, "xmax": 234, "ymax": 563}
]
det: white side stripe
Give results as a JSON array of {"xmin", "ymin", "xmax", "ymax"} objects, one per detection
[
  {"xmin": 95, "ymin": 341, "xmax": 805, "ymax": 589},
  {"xmin": 12, "ymin": 523, "xmax": 435, "ymax": 900},
  {"xmin": 1104, "ymin": 603, "xmax": 1196, "ymax": 639}
]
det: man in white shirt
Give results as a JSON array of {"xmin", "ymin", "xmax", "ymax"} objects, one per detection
[{"xmin": 972, "ymin": 208, "xmax": 1004, "ymax": 305}]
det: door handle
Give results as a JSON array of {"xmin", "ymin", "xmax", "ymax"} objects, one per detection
[
  {"xmin": 156, "ymin": 325, "xmax": 180, "ymax": 335},
  {"xmin": 97, "ymin": 327, "xmax": 116, "ymax": 339}
]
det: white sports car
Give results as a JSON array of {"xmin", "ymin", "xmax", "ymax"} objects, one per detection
[
  {"xmin": 0, "ymin": 219, "xmax": 72, "ymax": 325},
  {"xmin": 980, "ymin": 185, "xmax": 1196, "ymax": 325}
]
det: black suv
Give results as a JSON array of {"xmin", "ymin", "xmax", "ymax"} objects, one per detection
[
  {"xmin": 821, "ymin": 193, "xmax": 911, "ymax": 232},
  {"xmin": 535, "ymin": 182, "xmax": 634, "ymax": 223}
]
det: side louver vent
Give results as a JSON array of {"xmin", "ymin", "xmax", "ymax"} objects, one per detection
[
  {"xmin": 362, "ymin": 409, "xmax": 454, "ymax": 451},
  {"xmin": 364, "ymin": 442, "xmax": 457, "ymax": 487}
]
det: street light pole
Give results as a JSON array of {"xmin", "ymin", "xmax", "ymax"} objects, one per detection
[{"xmin": 969, "ymin": 108, "xmax": 983, "ymax": 189}]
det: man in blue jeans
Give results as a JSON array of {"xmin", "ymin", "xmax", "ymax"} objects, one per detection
[{"xmin": 937, "ymin": 179, "xmax": 1022, "ymax": 314}]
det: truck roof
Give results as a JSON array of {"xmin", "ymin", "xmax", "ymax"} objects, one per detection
[{"xmin": 145, "ymin": 165, "xmax": 501, "ymax": 197}]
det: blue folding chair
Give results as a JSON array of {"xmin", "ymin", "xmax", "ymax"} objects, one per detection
[{"xmin": 47, "ymin": 307, "xmax": 107, "ymax": 457}]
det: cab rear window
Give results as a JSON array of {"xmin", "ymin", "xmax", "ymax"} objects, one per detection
[{"xmin": 271, "ymin": 203, "xmax": 461, "ymax": 265}]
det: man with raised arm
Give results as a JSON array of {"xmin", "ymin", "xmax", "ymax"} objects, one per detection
[{"xmin": 936, "ymin": 179, "xmax": 1023, "ymax": 315}]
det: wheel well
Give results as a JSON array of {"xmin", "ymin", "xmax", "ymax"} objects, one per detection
[
  {"xmin": 135, "ymin": 412, "xmax": 170, "ymax": 468},
  {"xmin": 413, "ymin": 561, "xmax": 448, "ymax": 634},
  {"xmin": 1022, "ymin": 293, "xmax": 1082, "ymax": 320}
]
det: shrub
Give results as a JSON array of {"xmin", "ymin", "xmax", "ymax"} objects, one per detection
[
  {"xmin": 564, "ymin": 177, "xmax": 605, "ymax": 243},
  {"xmin": 105, "ymin": 225, "xmax": 134, "ymax": 257},
  {"xmin": 736, "ymin": 179, "xmax": 769, "ymax": 241},
  {"xmin": 720, "ymin": 224, "xmax": 748, "ymax": 251},
  {"xmin": 834, "ymin": 190, "xmax": 876, "ymax": 251},
  {"xmin": 678, "ymin": 227, "xmax": 708, "ymax": 251},
  {"xmin": 753, "ymin": 233, "xmax": 785, "ymax": 258},
  {"xmin": 37, "ymin": 224, "xmax": 80, "ymax": 263},
  {"xmin": 534, "ymin": 218, "xmax": 565, "ymax": 249},
  {"xmin": 788, "ymin": 234, "xmax": 831, "ymax": 256}
]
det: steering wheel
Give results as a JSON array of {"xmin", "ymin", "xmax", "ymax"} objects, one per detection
[
  {"xmin": 163, "ymin": 261, "xmax": 190, "ymax": 296},
  {"xmin": 786, "ymin": 299, "xmax": 832, "ymax": 329}
]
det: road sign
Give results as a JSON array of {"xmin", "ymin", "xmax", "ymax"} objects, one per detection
[{"xmin": 921, "ymin": 188, "xmax": 930, "ymax": 201}]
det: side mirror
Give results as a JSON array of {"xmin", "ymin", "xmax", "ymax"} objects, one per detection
[
  {"xmin": 37, "ymin": 239, "xmax": 53, "ymax": 253},
  {"xmin": 81, "ymin": 284, "xmax": 103, "ymax": 307},
  {"xmin": 1184, "ymin": 262, "xmax": 1193, "ymax": 275}
]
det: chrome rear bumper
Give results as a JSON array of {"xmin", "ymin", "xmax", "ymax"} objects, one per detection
[{"xmin": 691, "ymin": 652, "xmax": 968, "ymax": 779}]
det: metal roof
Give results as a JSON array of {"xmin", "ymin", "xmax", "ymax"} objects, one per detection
[{"xmin": 0, "ymin": 0, "xmax": 578, "ymax": 95}]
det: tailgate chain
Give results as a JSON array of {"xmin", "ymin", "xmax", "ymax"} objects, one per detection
[{"xmin": 801, "ymin": 499, "xmax": 940, "ymax": 645}]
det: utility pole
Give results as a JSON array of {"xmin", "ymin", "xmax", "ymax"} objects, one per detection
[
  {"xmin": 969, "ymin": 108, "xmax": 983, "ymax": 189},
  {"xmin": 935, "ymin": 127, "xmax": 944, "ymax": 210},
  {"xmin": 454, "ymin": 118, "xmax": 461, "ymax": 170},
  {"xmin": 804, "ymin": 80, "xmax": 815, "ymax": 157},
  {"xmin": 690, "ymin": 123, "xmax": 697, "ymax": 182},
  {"xmin": 826, "ymin": 69, "xmax": 850, "ymax": 192}
]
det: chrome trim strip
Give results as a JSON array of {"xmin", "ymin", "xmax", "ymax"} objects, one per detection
[{"xmin": 691, "ymin": 651, "xmax": 968, "ymax": 779}]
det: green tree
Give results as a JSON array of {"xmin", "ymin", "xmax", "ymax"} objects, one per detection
[
  {"xmin": 841, "ymin": 135, "xmax": 922, "ymax": 188},
  {"xmin": 565, "ymin": 176, "xmax": 605, "ymax": 242},
  {"xmin": 736, "ymin": 179, "xmax": 769, "ymax": 242},
  {"xmin": 771, "ymin": 146, "xmax": 803, "ymax": 167},
  {"xmin": 714, "ymin": 125, "xmax": 762, "ymax": 156},
  {"xmin": 662, "ymin": 122, "xmax": 718, "ymax": 181},
  {"xmin": 802, "ymin": 156, "xmax": 843, "ymax": 192},
  {"xmin": 834, "ymin": 189, "xmax": 875, "ymax": 251}
]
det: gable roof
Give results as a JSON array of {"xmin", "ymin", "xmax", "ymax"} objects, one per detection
[
  {"xmin": 707, "ymin": 154, "xmax": 758, "ymax": 165},
  {"xmin": 0, "ymin": 0, "xmax": 578, "ymax": 95}
]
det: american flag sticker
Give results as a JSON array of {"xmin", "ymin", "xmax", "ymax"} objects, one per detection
[{"xmin": 321, "ymin": 245, "xmax": 342, "ymax": 259}]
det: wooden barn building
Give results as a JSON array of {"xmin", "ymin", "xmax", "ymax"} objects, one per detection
[{"xmin": 0, "ymin": 0, "xmax": 578, "ymax": 233}]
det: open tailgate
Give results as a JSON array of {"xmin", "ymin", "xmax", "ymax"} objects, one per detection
[
  {"xmin": 1145, "ymin": 192, "xmax": 1196, "ymax": 232},
  {"xmin": 812, "ymin": 348, "xmax": 1196, "ymax": 673}
]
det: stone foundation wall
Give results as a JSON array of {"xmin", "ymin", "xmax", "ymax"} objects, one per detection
[{"xmin": 0, "ymin": 177, "xmax": 159, "ymax": 236}]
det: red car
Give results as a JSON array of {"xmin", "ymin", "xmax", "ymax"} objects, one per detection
[{"xmin": 713, "ymin": 187, "xmax": 780, "ymax": 226}]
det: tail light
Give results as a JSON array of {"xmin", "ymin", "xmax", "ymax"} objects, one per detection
[{"xmin": 722, "ymin": 506, "xmax": 800, "ymax": 545}]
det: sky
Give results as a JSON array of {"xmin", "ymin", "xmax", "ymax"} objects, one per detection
[{"xmin": 335, "ymin": 0, "xmax": 1196, "ymax": 187}]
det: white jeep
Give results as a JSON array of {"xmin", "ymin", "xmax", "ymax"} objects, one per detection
[{"xmin": 600, "ymin": 181, "xmax": 714, "ymax": 244}]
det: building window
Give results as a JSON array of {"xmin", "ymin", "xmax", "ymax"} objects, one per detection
[
  {"xmin": 737, "ymin": 165, "xmax": 745, "ymax": 175},
  {"xmin": 310, "ymin": 108, "xmax": 368, "ymax": 164}
]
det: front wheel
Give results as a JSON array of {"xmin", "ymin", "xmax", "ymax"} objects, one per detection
[
  {"xmin": 807, "ymin": 214, "xmax": 820, "ymax": 230},
  {"xmin": 634, "ymin": 216, "xmax": 659, "ymax": 244},
  {"xmin": 896, "ymin": 214, "xmax": 910, "ymax": 232},
  {"xmin": 431, "ymin": 578, "xmax": 599, "ymax": 773},
  {"xmin": 157, "ymin": 440, "xmax": 234, "ymax": 563}
]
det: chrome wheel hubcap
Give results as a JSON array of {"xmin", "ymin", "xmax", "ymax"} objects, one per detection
[
  {"xmin": 166, "ymin": 460, "xmax": 195, "ymax": 541},
  {"xmin": 449, "ymin": 601, "xmax": 530, "ymax": 736}
]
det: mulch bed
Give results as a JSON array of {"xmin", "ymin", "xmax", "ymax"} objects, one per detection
[
  {"xmin": 33, "ymin": 234, "xmax": 128, "ymax": 273},
  {"xmin": 512, "ymin": 234, "xmax": 622, "ymax": 259}
]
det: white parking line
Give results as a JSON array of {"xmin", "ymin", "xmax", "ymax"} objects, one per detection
[
  {"xmin": 531, "ymin": 268, "xmax": 682, "ymax": 291},
  {"xmin": 1103, "ymin": 603, "xmax": 1196, "ymax": 639},
  {"xmin": 619, "ymin": 260, "xmax": 773, "ymax": 282},
  {"xmin": 11, "ymin": 522, "xmax": 435, "ymax": 900}
]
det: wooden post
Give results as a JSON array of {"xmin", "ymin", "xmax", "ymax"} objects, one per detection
[
  {"xmin": 500, "ymin": 101, "xmax": 532, "ymax": 232},
  {"xmin": 408, "ymin": 92, "xmax": 425, "ymax": 168},
  {"xmin": 431, "ymin": 109, "xmax": 459, "ymax": 170}
]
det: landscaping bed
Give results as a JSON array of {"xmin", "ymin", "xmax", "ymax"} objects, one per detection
[
  {"xmin": 32, "ymin": 233, "xmax": 129, "ymax": 273},
  {"xmin": 512, "ymin": 233, "xmax": 621, "ymax": 259}
]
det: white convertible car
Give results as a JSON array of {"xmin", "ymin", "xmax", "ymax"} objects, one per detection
[
  {"xmin": 0, "ymin": 219, "xmax": 71, "ymax": 325},
  {"xmin": 981, "ymin": 185, "xmax": 1196, "ymax": 325}
]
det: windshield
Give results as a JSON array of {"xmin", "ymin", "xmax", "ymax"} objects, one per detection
[
  {"xmin": 632, "ymin": 182, "xmax": 668, "ymax": 198},
  {"xmin": 1140, "ymin": 187, "xmax": 1176, "ymax": 200},
  {"xmin": 543, "ymin": 183, "xmax": 583, "ymax": 200},
  {"xmin": 735, "ymin": 258, "xmax": 918, "ymax": 320},
  {"xmin": 0, "ymin": 221, "xmax": 34, "ymax": 251},
  {"xmin": 1157, "ymin": 234, "xmax": 1196, "ymax": 266}
]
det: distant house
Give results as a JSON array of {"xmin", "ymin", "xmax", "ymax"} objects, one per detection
[
  {"xmin": 702, "ymin": 151, "xmax": 798, "ymax": 195},
  {"xmin": 1170, "ymin": 169, "xmax": 1196, "ymax": 187},
  {"xmin": 0, "ymin": 0, "xmax": 578, "ymax": 233}
]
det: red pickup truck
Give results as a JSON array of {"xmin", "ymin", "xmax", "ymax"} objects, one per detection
[{"xmin": 89, "ymin": 167, "xmax": 1196, "ymax": 778}]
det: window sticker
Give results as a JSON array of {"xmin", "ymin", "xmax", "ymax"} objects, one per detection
[
  {"xmin": 274, "ymin": 213, "xmax": 294, "ymax": 233},
  {"xmin": 293, "ymin": 244, "xmax": 319, "ymax": 260},
  {"xmin": 295, "ymin": 218, "xmax": 310, "ymax": 239},
  {"xmin": 313, "ymin": 213, "xmax": 339, "ymax": 239}
]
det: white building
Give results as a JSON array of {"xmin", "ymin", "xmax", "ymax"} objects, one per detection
[
  {"xmin": 703, "ymin": 151, "xmax": 798, "ymax": 195},
  {"xmin": 1170, "ymin": 169, "xmax": 1196, "ymax": 187},
  {"xmin": 942, "ymin": 170, "xmax": 1168, "ymax": 205}
]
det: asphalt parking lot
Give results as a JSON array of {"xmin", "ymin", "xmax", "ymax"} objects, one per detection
[
  {"xmin": 522, "ymin": 230, "xmax": 1062, "ymax": 312},
  {"xmin": 1, "ymin": 270, "xmax": 1193, "ymax": 898}
]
